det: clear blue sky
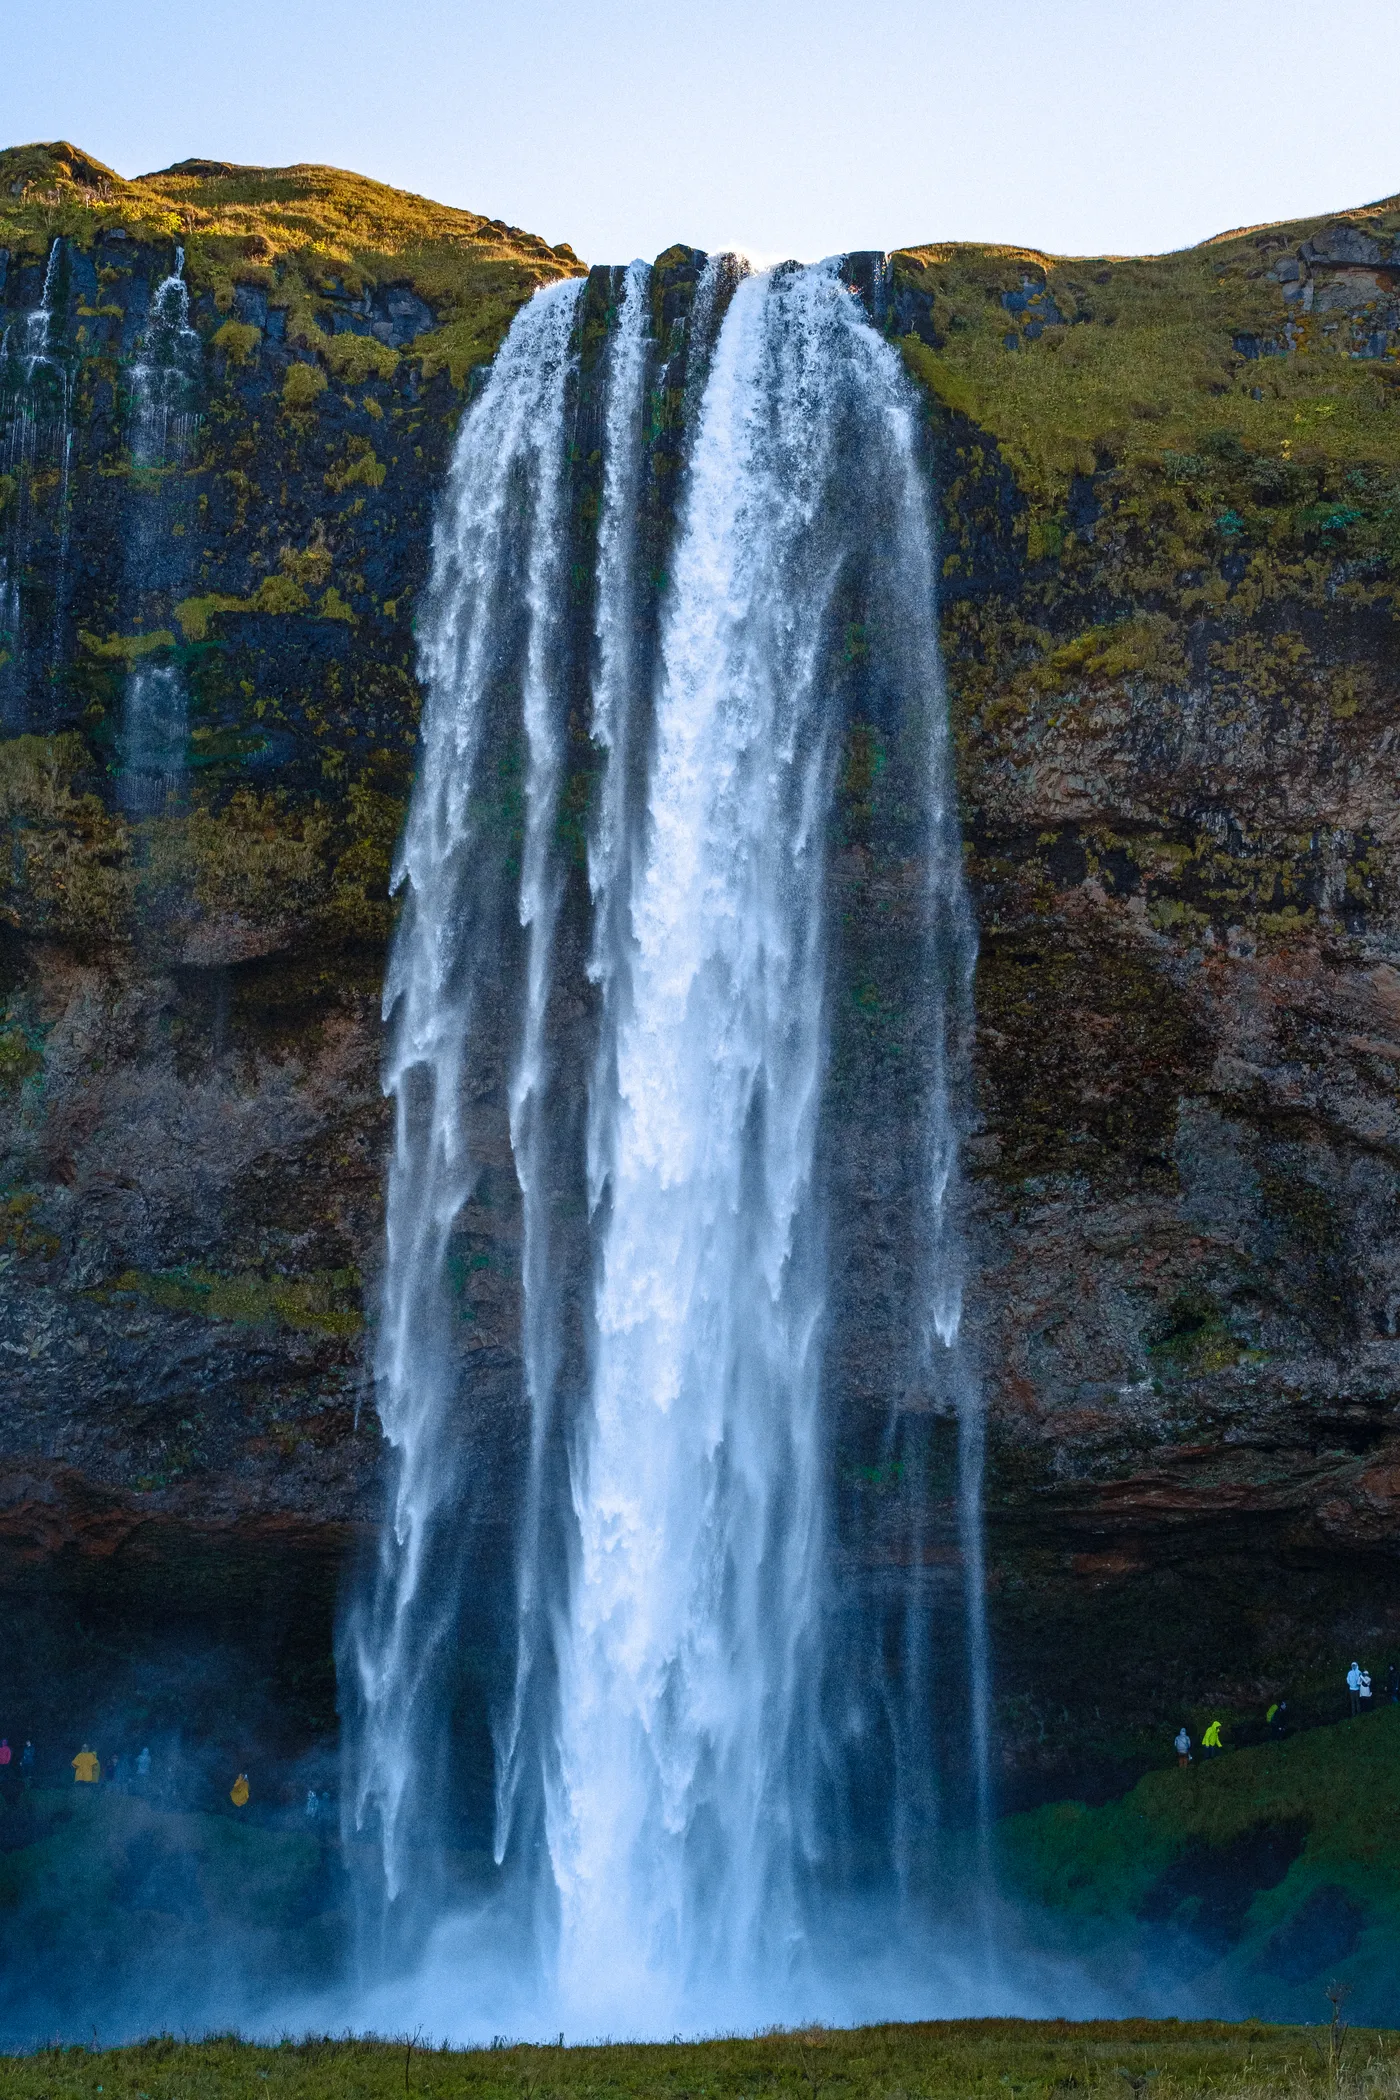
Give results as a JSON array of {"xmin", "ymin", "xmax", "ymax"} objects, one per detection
[{"xmin": 7, "ymin": 0, "xmax": 1400, "ymax": 266}]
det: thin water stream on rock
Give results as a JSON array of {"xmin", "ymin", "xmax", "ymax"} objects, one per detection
[
  {"xmin": 0, "ymin": 238, "xmax": 73, "ymax": 726},
  {"xmin": 119, "ymin": 247, "xmax": 202, "ymax": 818}
]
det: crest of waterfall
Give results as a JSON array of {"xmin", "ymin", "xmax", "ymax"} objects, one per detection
[
  {"xmin": 343, "ymin": 275, "xmax": 586, "ymax": 1912},
  {"xmin": 0, "ymin": 240, "xmax": 73, "ymax": 723},
  {"xmin": 347, "ymin": 253, "xmax": 987, "ymax": 2031}
]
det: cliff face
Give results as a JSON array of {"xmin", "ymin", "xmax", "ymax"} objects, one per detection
[
  {"xmin": 0, "ymin": 144, "xmax": 577, "ymax": 1748},
  {"xmin": 1, "ymin": 140, "xmax": 1397, "ymax": 1784},
  {"xmin": 892, "ymin": 203, "xmax": 1400, "ymax": 1783}
]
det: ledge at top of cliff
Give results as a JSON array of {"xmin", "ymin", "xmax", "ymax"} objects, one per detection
[{"xmin": 0, "ymin": 140, "xmax": 584, "ymax": 388}]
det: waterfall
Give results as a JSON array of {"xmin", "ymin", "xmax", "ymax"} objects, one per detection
[
  {"xmin": 343, "ymin": 275, "xmax": 586, "ymax": 1912},
  {"xmin": 119, "ymin": 249, "xmax": 202, "ymax": 820},
  {"xmin": 118, "ymin": 663, "xmax": 189, "ymax": 818},
  {"xmin": 348, "ymin": 253, "xmax": 986, "ymax": 2030},
  {"xmin": 495, "ymin": 260, "xmax": 657, "ymax": 1876},
  {"xmin": 129, "ymin": 247, "xmax": 202, "ymax": 468},
  {"xmin": 549, "ymin": 261, "xmax": 851, "ymax": 2024},
  {"xmin": 0, "ymin": 239, "xmax": 72, "ymax": 726}
]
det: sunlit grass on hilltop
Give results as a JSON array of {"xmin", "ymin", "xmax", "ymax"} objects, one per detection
[
  {"xmin": 0, "ymin": 140, "xmax": 583, "ymax": 386},
  {"xmin": 892, "ymin": 194, "xmax": 1400, "ymax": 504}
]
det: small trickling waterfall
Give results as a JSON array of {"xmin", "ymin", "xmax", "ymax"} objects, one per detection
[
  {"xmin": 129, "ymin": 247, "xmax": 202, "ymax": 469},
  {"xmin": 346, "ymin": 252, "xmax": 987, "ymax": 2030},
  {"xmin": 119, "ymin": 249, "xmax": 201, "ymax": 818},
  {"xmin": 118, "ymin": 663, "xmax": 189, "ymax": 819},
  {"xmin": 0, "ymin": 239, "xmax": 73, "ymax": 726}
]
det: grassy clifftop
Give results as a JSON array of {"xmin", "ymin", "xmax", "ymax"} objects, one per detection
[
  {"xmin": 895, "ymin": 194, "xmax": 1400, "ymax": 500},
  {"xmin": 0, "ymin": 140, "xmax": 582, "ymax": 386},
  {"xmin": 891, "ymin": 193, "xmax": 1400, "ymax": 780}
]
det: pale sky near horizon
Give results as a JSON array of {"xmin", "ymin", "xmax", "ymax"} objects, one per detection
[{"xmin": 6, "ymin": 0, "xmax": 1400, "ymax": 267}]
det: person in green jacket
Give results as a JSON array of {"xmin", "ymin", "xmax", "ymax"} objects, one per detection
[{"xmin": 1201, "ymin": 1719, "xmax": 1223, "ymax": 1758}]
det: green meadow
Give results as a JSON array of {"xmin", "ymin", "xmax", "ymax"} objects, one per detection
[{"xmin": 0, "ymin": 2020, "xmax": 1396, "ymax": 2100}]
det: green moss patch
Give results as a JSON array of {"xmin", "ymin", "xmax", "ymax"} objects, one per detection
[{"xmin": 99, "ymin": 1263, "xmax": 362, "ymax": 1336}]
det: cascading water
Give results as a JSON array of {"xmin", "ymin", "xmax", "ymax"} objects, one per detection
[
  {"xmin": 344, "ymin": 275, "xmax": 586, "ymax": 1922},
  {"xmin": 118, "ymin": 663, "xmax": 189, "ymax": 819},
  {"xmin": 0, "ymin": 238, "xmax": 73, "ymax": 726},
  {"xmin": 549, "ymin": 261, "xmax": 858, "ymax": 2026},
  {"xmin": 495, "ymin": 259, "xmax": 657, "ymax": 1881},
  {"xmin": 119, "ymin": 249, "xmax": 202, "ymax": 819},
  {"xmin": 346, "ymin": 252, "xmax": 988, "ymax": 2033},
  {"xmin": 129, "ymin": 247, "xmax": 202, "ymax": 470}
]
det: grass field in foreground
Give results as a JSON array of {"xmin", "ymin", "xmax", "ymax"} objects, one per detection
[{"xmin": 1, "ymin": 2023, "xmax": 1396, "ymax": 2100}]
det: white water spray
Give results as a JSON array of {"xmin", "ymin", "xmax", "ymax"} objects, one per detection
[
  {"xmin": 118, "ymin": 662, "xmax": 189, "ymax": 818},
  {"xmin": 495, "ymin": 261, "xmax": 657, "ymax": 1876}
]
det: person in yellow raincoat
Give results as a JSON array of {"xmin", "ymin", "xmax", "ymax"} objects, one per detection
[
  {"xmin": 1201, "ymin": 1718, "xmax": 1223, "ymax": 1758},
  {"xmin": 72, "ymin": 1745, "xmax": 100, "ymax": 1784},
  {"xmin": 230, "ymin": 1773, "xmax": 250, "ymax": 1807}
]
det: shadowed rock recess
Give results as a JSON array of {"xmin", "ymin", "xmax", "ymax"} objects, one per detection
[{"xmin": 2, "ymin": 140, "xmax": 1399, "ymax": 1792}]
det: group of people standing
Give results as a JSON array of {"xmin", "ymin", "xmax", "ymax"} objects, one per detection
[
  {"xmin": 1346, "ymin": 1660, "xmax": 1397, "ymax": 1715},
  {"xmin": 70, "ymin": 1744, "xmax": 155, "ymax": 1787},
  {"xmin": 1172, "ymin": 1659, "xmax": 1399, "ymax": 1766},
  {"xmin": 0, "ymin": 1739, "xmax": 35, "ymax": 1782},
  {"xmin": 52, "ymin": 1746, "xmax": 334, "ymax": 1827}
]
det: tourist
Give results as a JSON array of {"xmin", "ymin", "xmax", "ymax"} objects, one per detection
[
  {"xmin": 1360, "ymin": 1669, "xmax": 1374, "ymax": 1713},
  {"xmin": 1389, "ymin": 1663, "xmax": 1399, "ymax": 1704},
  {"xmin": 135, "ymin": 1745, "xmax": 152, "ymax": 1786},
  {"xmin": 1201, "ymin": 1719, "xmax": 1223, "ymax": 1758},
  {"xmin": 19, "ymin": 1741, "xmax": 33, "ymax": 1787},
  {"xmin": 1174, "ymin": 1726, "xmax": 1191, "ymax": 1767},
  {"xmin": 72, "ymin": 1744, "xmax": 100, "ymax": 1785},
  {"xmin": 230, "ymin": 1772, "xmax": 250, "ymax": 1808},
  {"xmin": 1268, "ymin": 1700, "xmax": 1289, "ymax": 1741},
  {"xmin": 0, "ymin": 1739, "xmax": 11, "ymax": 1782},
  {"xmin": 305, "ymin": 1787, "xmax": 319, "ymax": 1823},
  {"xmin": 108, "ymin": 1752, "xmax": 125, "ymax": 1788},
  {"xmin": 1347, "ymin": 1660, "xmax": 1363, "ymax": 1716}
]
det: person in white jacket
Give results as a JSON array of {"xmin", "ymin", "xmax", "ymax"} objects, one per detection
[
  {"xmin": 1174, "ymin": 1727, "xmax": 1191, "ymax": 1768},
  {"xmin": 1347, "ymin": 1660, "xmax": 1363, "ymax": 1717}
]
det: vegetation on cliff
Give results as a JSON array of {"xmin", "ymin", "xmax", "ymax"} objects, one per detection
[
  {"xmin": 891, "ymin": 195, "xmax": 1400, "ymax": 938},
  {"xmin": 0, "ymin": 140, "xmax": 581, "ymax": 385}
]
